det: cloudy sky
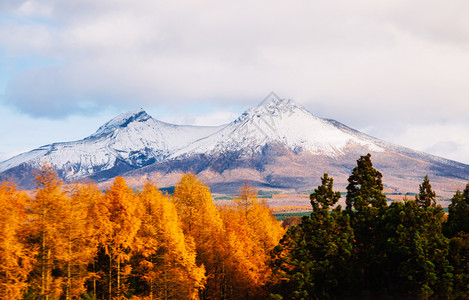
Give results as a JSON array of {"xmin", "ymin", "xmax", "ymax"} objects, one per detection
[{"xmin": 1, "ymin": 0, "xmax": 469, "ymax": 164}]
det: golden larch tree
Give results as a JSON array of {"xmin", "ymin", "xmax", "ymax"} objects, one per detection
[
  {"xmin": 26, "ymin": 164, "xmax": 70, "ymax": 299},
  {"xmin": 133, "ymin": 182, "xmax": 205, "ymax": 299},
  {"xmin": 63, "ymin": 182, "xmax": 102, "ymax": 299},
  {"xmin": 222, "ymin": 182, "xmax": 285, "ymax": 298},
  {"xmin": 218, "ymin": 205, "xmax": 267, "ymax": 298},
  {"xmin": 103, "ymin": 176, "xmax": 142, "ymax": 299},
  {"xmin": 173, "ymin": 173, "xmax": 227, "ymax": 299},
  {"xmin": 0, "ymin": 182, "xmax": 33, "ymax": 299}
]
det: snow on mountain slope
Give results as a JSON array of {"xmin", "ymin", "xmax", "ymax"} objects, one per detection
[
  {"xmin": 171, "ymin": 98, "xmax": 384, "ymax": 158},
  {"xmin": 0, "ymin": 109, "xmax": 223, "ymax": 179},
  {"xmin": 2, "ymin": 98, "xmax": 468, "ymax": 192},
  {"xmin": 0, "ymin": 99, "xmax": 388, "ymax": 180}
]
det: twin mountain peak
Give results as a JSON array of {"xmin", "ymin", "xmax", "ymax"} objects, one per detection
[{"xmin": 1, "ymin": 98, "xmax": 468, "ymax": 195}]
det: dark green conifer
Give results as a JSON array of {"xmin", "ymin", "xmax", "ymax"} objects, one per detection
[
  {"xmin": 380, "ymin": 199, "xmax": 453, "ymax": 298},
  {"xmin": 344, "ymin": 154, "xmax": 388, "ymax": 294},
  {"xmin": 345, "ymin": 153, "xmax": 387, "ymax": 211},
  {"xmin": 416, "ymin": 175, "xmax": 436, "ymax": 209},
  {"xmin": 310, "ymin": 173, "xmax": 341, "ymax": 212},
  {"xmin": 444, "ymin": 183, "xmax": 469, "ymax": 238},
  {"xmin": 271, "ymin": 174, "xmax": 353, "ymax": 299},
  {"xmin": 448, "ymin": 233, "xmax": 469, "ymax": 298}
]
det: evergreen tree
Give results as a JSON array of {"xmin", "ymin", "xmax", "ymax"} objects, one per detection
[
  {"xmin": 345, "ymin": 153, "xmax": 387, "ymax": 211},
  {"xmin": 444, "ymin": 183, "xmax": 469, "ymax": 237},
  {"xmin": 448, "ymin": 233, "xmax": 469, "ymax": 298},
  {"xmin": 271, "ymin": 174, "xmax": 354, "ymax": 299},
  {"xmin": 416, "ymin": 175, "xmax": 436, "ymax": 209},
  {"xmin": 310, "ymin": 173, "xmax": 341, "ymax": 212},
  {"xmin": 345, "ymin": 154, "xmax": 387, "ymax": 294},
  {"xmin": 380, "ymin": 199, "xmax": 453, "ymax": 298}
]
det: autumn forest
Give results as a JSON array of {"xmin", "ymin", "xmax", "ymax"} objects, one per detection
[{"xmin": 0, "ymin": 154, "xmax": 468, "ymax": 299}]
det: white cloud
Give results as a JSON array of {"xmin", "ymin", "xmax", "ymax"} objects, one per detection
[
  {"xmin": 0, "ymin": 0, "xmax": 469, "ymax": 164},
  {"xmin": 370, "ymin": 122, "xmax": 469, "ymax": 164},
  {"xmin": 159, "ymin": 110, "xmax": 239, "ymax": 127}
]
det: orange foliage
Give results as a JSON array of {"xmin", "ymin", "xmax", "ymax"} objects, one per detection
[
  {"xmin": 0, "ymin": 169, "xmax": 287, "ymax": 299},
  {"xmin": 220, "ymin": 182, "xmax": 285, "ymax": 298},
  {"xmin": 0, "ymin": 183, "xmax": 32, "ymax": 299},
  {"xmin": 173, "ymin": 174, "xmax": 226, "ymax": 299},
  {"xmin": 135, "ymin": 182, "xmax": 205, "ymax": 299},
  {"xmin": 103, "ymin": 176, "xmax": 142, "ymax": 299}
]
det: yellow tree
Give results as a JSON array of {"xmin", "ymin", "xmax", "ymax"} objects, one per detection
[
  {"xmin": 233, "ymin": 183, "xmax": 285, "ymax": 254},
  {"xmin": 223, "ymin": 182, "xmax": 285, "ymax": 297},
  {"xmin": 0, "ymin": 182, "xmax": 33, "ymax": 299},
  {"xmin": 86, "ymin": 183, "xmax": 113, "ymax": 299},
  {"xmin": 133, "ymin": 182, "xmax": 205, "ymax": 299},
  {"xmin": 27, "ymin": 164, "xmax": 69, "ymax": 299},
  {"xmin": 62, "ymin": 182, "xmax": 102, "ymax": 299},
  {"xmin": 103, "ymin": 176, "xmax": 142, "ymax": 299},
  {"xmin": 235, "ymin": 181, "xmax": 258, "ymax": 218},
  {"xmin": 173, "ymin": 174, "xmax": 226, "ymax": 299},
  {"xmin": 218, "ymin": 205, "xmax": 267, "ymax": 298}
]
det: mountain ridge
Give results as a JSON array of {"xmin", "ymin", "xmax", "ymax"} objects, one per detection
[{"xmin": 1, "ymin": 98, "xmax": 468, "ymax": 196}]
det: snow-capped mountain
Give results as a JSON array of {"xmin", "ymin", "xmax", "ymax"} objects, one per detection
[
  {"xmin": 0, "ymin": 109, "xmax": 223, "ymax": 182},
  {"xmin": 170, "ymin": 98, "xmax": 384, "ymax": 158},
  {"xmin": 1, "ymin": 98, "xmax": 468, "ymax": 194}
]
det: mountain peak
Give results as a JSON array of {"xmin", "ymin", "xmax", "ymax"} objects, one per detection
[
  {"xmin": 234, "ymin": 97, "xmax": 309, "ymax": 126},
  {"xmin": 256, "ymin": 97, "xmax": 303, "ymax": 113},
  {"xmin": 92, "ymin": 109, "xmax": 151, "ymax": 137}
]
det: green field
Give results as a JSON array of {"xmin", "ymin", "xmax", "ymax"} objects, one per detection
[{"xmin": 274, "ymin": 211, "xmax": 312, "ymax": 221}]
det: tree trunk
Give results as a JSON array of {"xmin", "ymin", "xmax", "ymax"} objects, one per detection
[
  {"xmin": 66, "ymin": 227, "xmax": 72, "ymax": 300},
  {"xmin": 93, "ymin": 261, "xmax": 97, "ymax": 298},
  {"xmin": 150, "ymin": 278, "xmax": 154, "ymax": 300},
  {"xmin": 5, "ymin": 271, "xmax": 9, "ymax": 299},
  {"xmin": 117, "ymin": 256, "xmax": 121, "ymax": 298},
  {"xmin": 109, "ymin": 251, "xmax": 112, "ymax": 300},
  {"xmin": 163, "ymin": 264, "xmax": 168, "ymax": 300},
  {"xmin": 45, "ymin": 248, "xmax": 51, "ymax": 300},
  {"xmin": 41, "ymin": 213, "xmax": 46, "ymax": 298}
]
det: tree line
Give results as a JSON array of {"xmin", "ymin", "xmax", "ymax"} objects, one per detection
[
  {"xmin": 0, "ymin": 165, "xmax": 284, "ymax": 299},
  {"xmin": 270, "ymin": 154, "xmax": 469, "ymax": 299},
  {"xmin": 0, "ymin": 154, "xmax": 468, "ymax": 299}
]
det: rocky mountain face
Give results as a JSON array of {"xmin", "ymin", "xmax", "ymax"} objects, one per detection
[{"xmin": 1, "ymin": 98, "xmax": 468, "ymax": 196}]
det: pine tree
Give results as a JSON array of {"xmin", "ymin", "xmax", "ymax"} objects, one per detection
[
  {"xmin": 381, "ymin": 199, "xmax": 453, "ymax": 298},
  {"xmin": 345, "ymin": 153, "xmax": 387, "ymax": 211},
  {"xmin": 448, "ymin": 233, "xmax": 469, "ymax": 298},
  {"xmin": 345, "ymin": 154, "xmax": 387, "ymax": 294},
  {"xmin": 310, "ymin": 173, "xmax": 341, "ymax": 212},
  {"xmin": 416, "ymin": 175, "xmax": 436, "ymax": 209},
  {"xmin": 444, "ymin": 183, "xmax": 469, "ymax": 237},
  {"xmin": 271, "ymin": 174, "xmax": 354, "ymax": 299}
]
